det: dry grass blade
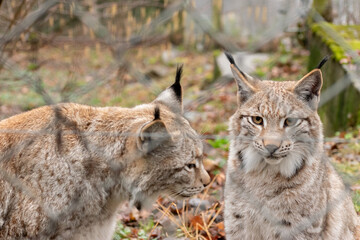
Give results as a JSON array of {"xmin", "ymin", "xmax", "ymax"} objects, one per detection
[
  {"xmin": 148, "ymin": 201, "xmax": 172, "ymax": 238},
  {"xmin": 206, "ymin": 203, "xmax": 223, "ymax": 229},
  {"xmin": 170, "ymin": 201, "xmax": 190, "ymax": 236},
  {"xmin": 195, "ymin": 174, "xmax": 218, "ymax": 216},
  {"xmin": 201, "ymin": 212, "xmax": 212, "ymax": 239},
  {"xmin": 155, "ymin": 200, "xmax": 194, "ymax": 238},
  {"xmin": 182, "ymin": 199, "xmax": 186, "ymax": 226}
]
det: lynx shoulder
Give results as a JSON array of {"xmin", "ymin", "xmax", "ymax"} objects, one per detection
[
  {"xmin": 0, "ymin": 66, "xmax": 210, "ymax": 239},
  {"xmin": 223, "ymin": 53, "xmax": 359, "ymax": 240}
]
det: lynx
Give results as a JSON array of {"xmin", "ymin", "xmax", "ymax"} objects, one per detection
[
  {"xmin": 223, "ymin": 53, "xmax": 359, "ymax": 240},
  {"xmin": 0, "ymin": 66, "xmax": 210, "ymax": 239}
]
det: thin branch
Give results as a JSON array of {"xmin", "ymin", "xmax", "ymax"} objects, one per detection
[{"xmin": 0, "ymin": 0, "xmax": 59, "ymax": 48}]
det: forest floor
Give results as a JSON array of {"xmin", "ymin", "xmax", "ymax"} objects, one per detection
[{"xmin": 0, "ymin": 38, "xmax": 359, "ymax": 239}]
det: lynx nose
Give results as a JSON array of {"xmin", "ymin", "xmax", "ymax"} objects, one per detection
[
  {"xmin": 265, "ymin": 144, "xmax": 279, "ymax": 155},
  {"xmin": 201, "ymin": 169, "xmax": 211, "ymax": 187}
]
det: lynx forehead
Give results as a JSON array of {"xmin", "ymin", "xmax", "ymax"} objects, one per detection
[
  {"xmin": 240, "ymin": 85, "xmax": 313, "ymax": 118},
  {"xmin": 224, "ymin": 53, "xmax": 359, "ymax": 240},
  {"xmin": 0, "ymin": 65, "xmax": 210, "ymax": 239}
]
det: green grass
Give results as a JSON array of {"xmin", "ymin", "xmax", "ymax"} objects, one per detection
[
  {"xmin": 333, "ymin": 162, "xmax": 360, "ymax": 185},
  {"xmin": 113, "ymin": 223, "xmax": 132, "ymax": 240},
  {"xmin": 113, "ymin": 217, "xmax": 157, "ymax": 240},
  {"xmin": 207, "ymin": 137, "xmax": 229, "ymax": 151}
]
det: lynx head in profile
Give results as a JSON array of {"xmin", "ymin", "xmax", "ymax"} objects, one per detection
[
  {"xmin": 225, "ymin": 53, "xmax": 329, "ymax": 178},
  {"xmin": 128, "ymin": 65, "xmax": 211, "ymax": 209}
]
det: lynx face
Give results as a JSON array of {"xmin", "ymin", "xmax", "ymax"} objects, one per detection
[
  {"xmin": 129, "ymin": 111, "xmax": 211, "ymax": 209},
  {"xmin": 126, "ymin": 66, "xmax": 211, "ymax": 209},
  {"xmin": 226, "ymin": 53, "xmax": 323, "ymax": 178}
]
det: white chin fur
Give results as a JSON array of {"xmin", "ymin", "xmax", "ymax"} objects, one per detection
[
  {"xmin": 243, "ymin": 147, "xmax": 264, "ymax": 173},
  {"xmin": 278, "ymin": 153, "xmax": 304, "ymax": 178},
  {"xmin": 264, "ymin": 158, "xmax": 282, "ymax": 165},
  {"xmin": 243, "ymin": 148, "xmax": 305, "ymax": 178}
]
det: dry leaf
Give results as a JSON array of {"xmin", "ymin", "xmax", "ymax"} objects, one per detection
[{"xmin": 190, "ymin": 215, "xmax": 206, "ymax": 231}]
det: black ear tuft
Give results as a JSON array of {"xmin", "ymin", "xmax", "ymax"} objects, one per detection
[
  {"xmin": 175, "ymin": 64, "xmax": 183, "ymax": 84},
  {"xmin": 154, "ymin": 106, "xmax": 160, "ymax": 120},
  {"xmin": 225, "ymin": 52, "xmax": 235, "ymax": 65},
  {"xmin": 170, "ymin": 64, "xmax": 183, "ymax": 102},
  {"xmin": 224, "ymin": 52, "xmax": 248, "ymax": 79},
  {"xmin": 316, "ymin": 55, "xmax": 330, "ymax": 69},
  {"xmin": 153, "ymin": 65, "xmax": 183, "ymax": 114}
]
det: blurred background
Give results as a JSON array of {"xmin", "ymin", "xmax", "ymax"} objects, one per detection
[{"xmin": 0, "ymin": 0, "xmax": 359, "ymax": 239}]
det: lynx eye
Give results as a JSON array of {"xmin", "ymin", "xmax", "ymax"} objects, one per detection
[
  {"xmin": 185, "ymin": 163, "xmax": 196, "ymax": 171},
  {"xmin": 251, "ymin": 116, "xmax": 263, "ymax": 125},
  {"xmin": 284, "ymin": 118, "xmax": 299, "ymax": 127}
]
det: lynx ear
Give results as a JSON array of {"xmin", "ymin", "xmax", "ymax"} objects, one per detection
[
  {"xmin": 154, "ymin": 65, "xmax": 183, "ymax": 114},
  {"xmin": 293, "ymin": 69, "xmax": 323, "ymax": 110},
  {"xmin": 225, "ymin": 52, "xmax": 257, "ymax": 104},
  {"xmin": 137, "ymin": 107, "xmax": 171, "ymax": 153}
]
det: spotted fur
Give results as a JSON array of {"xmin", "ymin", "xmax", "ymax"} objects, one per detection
[
  {"xmin": 224, "ymin": 54, "xmax": 359, "ymax": 240},
  {"xmin": 0, "ymin": 67, "xmax": 210, "ymax": 239}
]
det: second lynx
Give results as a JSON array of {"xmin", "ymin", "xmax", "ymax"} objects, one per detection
[{"xmin": 223, "ymin": 53, "xmax": 359, "ymax": 240}]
